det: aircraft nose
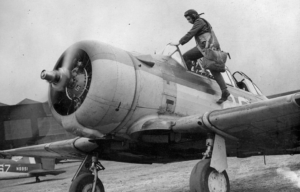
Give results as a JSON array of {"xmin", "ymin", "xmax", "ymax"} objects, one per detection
[{"xmin": 42, "ymin": 41, "xmax": 136, "ymax": 137}]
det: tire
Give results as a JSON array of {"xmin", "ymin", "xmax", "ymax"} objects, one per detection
[
  {"xmin": 69, "ymin": 173, "xmax": 105, "ymax": 192},
  {"xmin": 190, "ymin": 159, "xmax": 230, "ymax": 192}
]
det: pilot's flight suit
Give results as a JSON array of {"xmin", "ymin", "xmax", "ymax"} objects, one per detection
[{"xmin": 179, "ymin": 14, "xmax": 229, "ymax": 103}]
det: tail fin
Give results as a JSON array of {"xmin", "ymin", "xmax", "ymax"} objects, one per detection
[{"xmin": 35, "ymin": 158, "xmax": 55, "ymax": 170}]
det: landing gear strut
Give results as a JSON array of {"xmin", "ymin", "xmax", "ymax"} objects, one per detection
[
  {"xmin": 189, "ymin": 134, "xmax": 230, "ymax": 192},
  {"xmin": 69, "ymin": 153, "xmax": 105, "ymax": 192},
  {"xmin": 35, "ymin": 176, "xmax": 40, "ymax": 182}
]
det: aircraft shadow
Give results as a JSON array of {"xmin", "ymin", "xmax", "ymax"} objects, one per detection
[{"xmin": 16, "ymin": 178, "xmax": 66, "ymax": 186}]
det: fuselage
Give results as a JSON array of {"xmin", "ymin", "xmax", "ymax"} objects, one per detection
[
  {"xmin": 0, "ymin": 157, "xmax": 65, "ymax": 180},
  {"xmin": 46, "ymin": 41, "xmax": 266, "ymax": 140},
  {"xmin": 0, "ymin": 158, "xmax": 41, "ymax": 180},
  {"xmin": 120, "ymin": 51, "xmax": 268, "ymax": 139}
]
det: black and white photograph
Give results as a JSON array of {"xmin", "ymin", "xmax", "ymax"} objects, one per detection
[{"xmin": 0, "ymin": 0, "xmax": 300, "ymax": 191}]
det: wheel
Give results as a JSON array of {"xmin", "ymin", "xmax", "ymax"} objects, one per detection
[
  {"xmin": 190, "ymin": 159, "xmax": 230, "ymax": 192},
  {"xmin": 69, "ymin": 173, "xmax": 105, "ymax": 192}
]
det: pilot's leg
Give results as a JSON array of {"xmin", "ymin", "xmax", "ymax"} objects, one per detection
[
  {"xmin": 183, "ymin": 46, "xmax": 203, "ymax": 71},
  {"xmin": 198, "ymin": 38, "xmax": 230, "ymax": 104},
  {"xmin": 210, "ymin": 70, "xmax": 230, "ymax": 104}
]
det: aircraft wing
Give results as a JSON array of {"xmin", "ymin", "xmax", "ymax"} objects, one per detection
[
  {"xmin": 2, "ymin": 93, "xmax": 300, "ymax": 159},
  {"xmin": 135, "ymin": 93, "xmax": 300, "ymax": 154},
  {"xmin": 202, "ymin": 93, "xmax": 300, "ymax": 154},
  {"xmin": 189, "ymin": 93, "xmax": 300, "ymax": 153},
  {"xmin": 0, "ymin": 137, "xmax": 98, "ymax": 159}
]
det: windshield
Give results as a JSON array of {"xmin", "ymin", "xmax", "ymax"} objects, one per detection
[
  {"xmin": 233, "ymin": 71, "xmax": 263, "ymax": 95},
  {"xmin": 161, "ymin": 44, "xmax": 185, "ymax": 68}
]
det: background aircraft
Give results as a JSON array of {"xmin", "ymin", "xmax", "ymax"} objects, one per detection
[
  {"xmin": 0, "ymin": 99, "xmax": 74, "ymax": 182},
  {"xmin": 0, "ymin": 99, "xmax": 75, "ymax": 151},
  {"xmin": 0, "ymin": 156, "xmax": 65, "ymax": 182},
  {"xmin": 1, "ymin": 41, "xmax": 300, "ymax": 192}
]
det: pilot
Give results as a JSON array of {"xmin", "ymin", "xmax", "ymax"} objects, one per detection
[{"xmin": 171, "ymin": 9, "xmax": 230, "ymax": 104}]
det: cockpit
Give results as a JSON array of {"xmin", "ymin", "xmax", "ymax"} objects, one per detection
[
  {"xmin": 162, "ymin": 44, "xmax": 263, "ymax": 96},
  {"xmin": 232, "ymin": 71, "xmax": 263, "ymax": 96}
]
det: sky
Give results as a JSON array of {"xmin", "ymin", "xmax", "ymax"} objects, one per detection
[{"xmin": 0, "ymin": 0, "xmax": 299, "ymax": 105}]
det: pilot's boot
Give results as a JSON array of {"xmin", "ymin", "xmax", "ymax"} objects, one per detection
[{"xmin": 216, "ymin": 89, "xmax": 230, "ymax": 104}]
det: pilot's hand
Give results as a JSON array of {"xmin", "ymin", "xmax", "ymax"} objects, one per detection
[{"xmin": 169, "ymin": 42, "xmax": 180, "ymax": 46}]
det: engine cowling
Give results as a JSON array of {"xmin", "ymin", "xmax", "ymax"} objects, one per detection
[{"xmin": 42, "ymin": 41, "xmax": 137, "ymax": 138}]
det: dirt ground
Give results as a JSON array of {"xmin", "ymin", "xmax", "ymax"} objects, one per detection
[{"xmin": 0, "ymin": 155, "xmax": 300, "ymax": 192}]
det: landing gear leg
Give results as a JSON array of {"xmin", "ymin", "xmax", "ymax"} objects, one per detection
[
  {"xmin": 90, "ymin": 153, "xmax": 105, "ymax": 192},
  {"xmin": 69, "ymin": 153, "xmax": 105, "ymax": 192},
  {"xmin": 201, "ymin": 133, "xmax": 214, "ymax": 160},
  {"xmin": 35, "ymin": 176, "xmax": 40, "ymax": 182},
  {"xmin": 189, "ymin": 134, "xmax": 230, "ymax": 192}
]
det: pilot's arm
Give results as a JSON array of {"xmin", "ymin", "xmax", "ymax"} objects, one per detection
[{"xmin": 179, "ymin": 19, "xmax": 206, "ymax": 45}]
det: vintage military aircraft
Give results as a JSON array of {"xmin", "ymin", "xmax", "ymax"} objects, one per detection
[
  {"xmin": 1, "ymin": 40, "xmax": 300, "ymax": 192},
  {"xmin": 0, "ymin": 156, "xmax": 65, "ymax": 182}
]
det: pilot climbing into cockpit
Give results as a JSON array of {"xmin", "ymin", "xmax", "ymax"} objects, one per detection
[{"xmin": 171, "ymin": 9, "xmax": 230, "ymax": 104}]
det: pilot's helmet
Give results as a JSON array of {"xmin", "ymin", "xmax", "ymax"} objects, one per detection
[{"xmin": 184, "ymin": 9, "xmax": 199, "ymax": 23}]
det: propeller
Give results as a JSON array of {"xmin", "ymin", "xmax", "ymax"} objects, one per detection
[{"xmin": 41, "ymin": 48, "xmax": 92, "ymax": 116}]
